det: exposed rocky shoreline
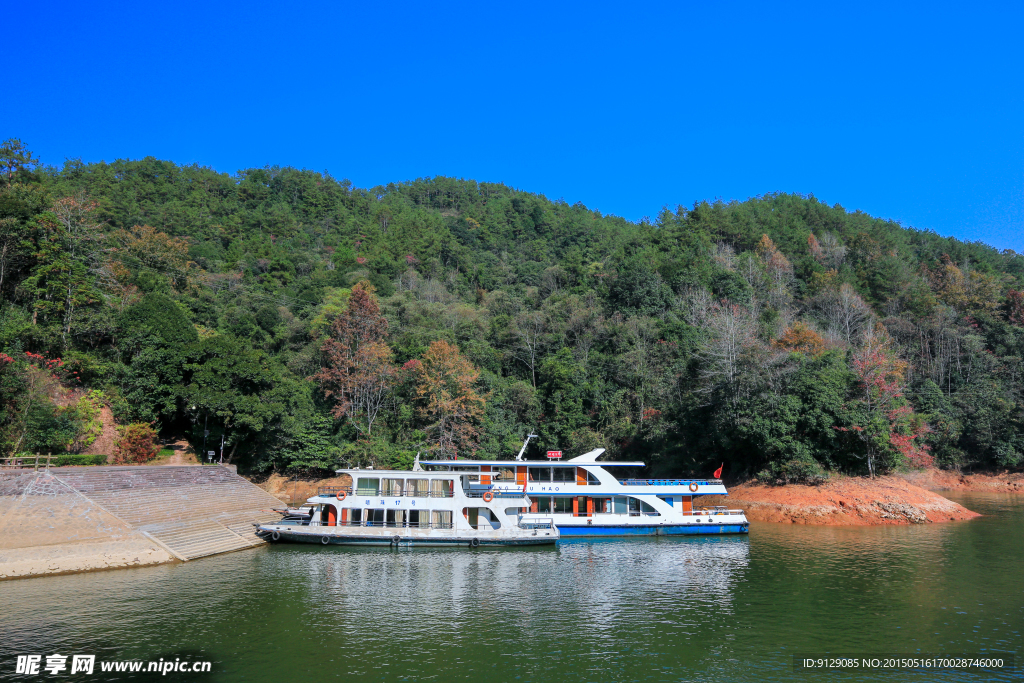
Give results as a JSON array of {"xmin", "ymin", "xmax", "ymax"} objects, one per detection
[
  {"xmin": 897, "ymin": 468, "xmax": 1024, "ymax": 493},
  {"xmin": 703, "ymin": 474, "xmax": 982, "ymax": 525}
]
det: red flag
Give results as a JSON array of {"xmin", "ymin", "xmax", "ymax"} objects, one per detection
[{"xmin": 713, "ymin": 463, "xmax": 723, "ymax": 479}]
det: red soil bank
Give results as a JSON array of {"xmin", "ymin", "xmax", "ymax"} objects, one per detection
[
  {"xmin": 703, "ymin": 475, "xmax": 979, "ymax": 525},
  {"xmin": 898, "ymin": 467, "xmax": 1024, "ymax": 493}
]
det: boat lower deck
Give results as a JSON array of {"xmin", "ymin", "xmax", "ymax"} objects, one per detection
[
  {"xmin": 557, "ymin": 523, "xmax": 749, "ymax": 537},
  {"xmin": 262, "ymin": 527, "xmax": 556, "ymax": 547}
]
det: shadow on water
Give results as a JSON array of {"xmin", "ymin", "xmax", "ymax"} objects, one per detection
[{"xmin": 1, "ymin": 495, "xmax": 1020, "ymax": 682}]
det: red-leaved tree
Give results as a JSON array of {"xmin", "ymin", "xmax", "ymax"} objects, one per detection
[
  {"xmin": 311, "ymin": 282, "xmax": 395, "ymax": 436},
  {"xmin": 838, "ymin": 333, "xmax": 931, "ymax": 476},
  {"xmin": 113, "ymin": 423, "xmax": 160, "ymax": 464}
]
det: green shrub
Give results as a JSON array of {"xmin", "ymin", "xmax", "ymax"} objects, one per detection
[{"xmin": 52, "ymin": 453, "xmax": 107, "ymax": 466}]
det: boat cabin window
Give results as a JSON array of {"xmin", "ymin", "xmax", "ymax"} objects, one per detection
[
  {"xmin": 381, "ymin": 479, "xmax": 403, "ymax": 496},
  {"xmin": 430, "ymin": 479, "xmax": 453, "ymax": 497},
  {"xmin": 356, "ymin": 478, "xmax": 380, "ymax": 496},
  {"xmin": 408, "ymin": 510, "xmax": 428, "ymax": 528},
  {"xmin": 628, "ymin": 498, "xmax": 658, "ymax": 515},
  {"xmin": 586, "ymin": 470, "xmax": 600, "ymax": 485},
  {"xmin": 529, "ymin": 467, "xmax": 551, "ymax": 482},
  {"xmin": 535, "ymin": 497, "xmax": 553, "ymax": 513},
  {"xmin": 494, "ymin": 467, "xmax": 515, "ymax": 481},
  {"xmin": 431, "ymin": 510, "xmax": 452, "ymax": 528},
  {"xmin": 463, "ymin": 507, "xmax": 501, "ymax": 530},
  {"xmin": 366, "ymin": 509, "xmax": 385, "ymax": 526},
  {"xmin": 612, "ymin": 497, "xmax": 628, "ymax": 514},
  {"xmin": 553, "ymin": 467, "xmax": 575, "ymax": 483},
  {"xmin": 386, "ymin": 509, "xmax": 405, "ymax": 527},
  {"xmin": 350, "ymin": 508, "xmax": 363, "ymax": 524},
  {"xmin": 407, "ymin": 479, "xmax": 429, "ymax": 497},
  {"xmin": 554, "ymin": 497, "xmax": 573, "ymax": 514}
]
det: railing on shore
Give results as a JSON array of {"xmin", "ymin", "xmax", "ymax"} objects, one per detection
[
  {"xmin": 0, "ymin": 454, "xmax": 53, "ymax": 470},
  {"xmin": 619, "ymin": 478, "xmax": 723, "ymax": 486}
]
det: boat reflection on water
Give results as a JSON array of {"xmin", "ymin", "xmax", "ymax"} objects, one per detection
[{"xmin": 303, "ymin": 535, "xmax": 751, "ymax": 633}]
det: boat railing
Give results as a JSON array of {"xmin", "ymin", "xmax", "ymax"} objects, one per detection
[
  {"xmin": 317, "ymin": 486, "xmax": 455, "ymax": 498},
  {"xmin": 681, "ymin": 507, "xmax": 744, "ymax": 516},
  {"xmin": 312, "ymin": 520, "xmax": 455, "ymax": 530},
  {"xmin": 519, "ymin": 517, "xmax": 554, "ymax": 530},
  {"xmin": 465, "ymin": 489, "xmax": 526, "ymax": 498},
  {"xmin": 619, "ymin": 478, "xmax": 722, "ymax": 486}
]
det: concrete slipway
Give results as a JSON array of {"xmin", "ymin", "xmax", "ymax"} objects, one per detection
[{"xmin": 0, "ymin": 465, "xmax": 285, "ymax": 580}]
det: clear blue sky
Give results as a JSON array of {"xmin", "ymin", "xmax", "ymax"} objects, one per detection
[{"xmin": 4, "ymin": 1, "xmax": 1022, "ymax": 251}]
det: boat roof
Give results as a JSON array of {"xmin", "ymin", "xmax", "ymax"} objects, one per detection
[
  {"xmin": 418, "ymin": 460, "xmax": 644, "ymax": 467},
  {"xmin": 419, "ymin": 447, "xmax": 644, "ymax": 468}
]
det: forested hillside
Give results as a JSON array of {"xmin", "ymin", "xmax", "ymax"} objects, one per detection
[{"xmin": 2, "ymin": 139, "xmax": 1022, "ymax": 480}]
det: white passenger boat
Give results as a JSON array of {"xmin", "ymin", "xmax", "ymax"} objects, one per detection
[
  {"xmin": 258, "ymin": 467, "xmax": 557, "ymax": 547},
  {"xmin": 419, "ymin": 443, "xmax": 749, "ymax": 537}
]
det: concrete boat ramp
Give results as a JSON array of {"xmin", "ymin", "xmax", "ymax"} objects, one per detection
[{"xmin": 0, "ymin": 465, "xmax": 285, "ymax": 580}]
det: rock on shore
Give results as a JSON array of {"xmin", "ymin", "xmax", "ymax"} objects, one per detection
[{"xmin": 703, "ymin": 475, "xmax": 980, "ymax": 525}]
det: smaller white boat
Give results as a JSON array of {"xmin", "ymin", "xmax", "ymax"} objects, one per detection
[{"xmin": 258, "ymin": 466, "xmax": 557, "ymax": 547}]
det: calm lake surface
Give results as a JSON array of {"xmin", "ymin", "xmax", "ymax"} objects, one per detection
[{"xmin": 2, "ymin": 493, "xmax": 1020, "ymax": 682}]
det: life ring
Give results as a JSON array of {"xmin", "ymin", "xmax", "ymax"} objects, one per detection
[
  {"xmin": 482, "ymin": 491, "xmax": 494, "ymax": 503},
  {"xmin": 336, "ymin": 489, "xmax": 347, "ymax": 501},
  {"xmin": 271, "ymin": 530, "xmax": 280, "ymax": 541},
  {"xmin": 392, "ymin": 535, "xmax": 401, "ymax": 545},
  {"xmin": 688, "ymin": 482, "xmax": 699, "ymax": 492},
  {"xmin": 321, "ymin": 535, "xmax": 330, "ymax": 545},
  {"xmin": 470, "ymin": 538, "xmax": 480, "ymax": 548}
]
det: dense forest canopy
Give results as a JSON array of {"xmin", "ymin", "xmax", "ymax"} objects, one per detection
[{"xmin": 1, "ymin": 138, "xmax": 1022, "ymax": 480}]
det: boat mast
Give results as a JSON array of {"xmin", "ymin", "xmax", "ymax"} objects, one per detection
[{"xmin": 516, "ymin": 434, "xmax": 538, "ymax": 461}]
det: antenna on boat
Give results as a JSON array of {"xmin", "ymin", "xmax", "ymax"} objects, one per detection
[
  {"xmin": 516, "ymin": 434, "xmax": 538, "ymax": 461},
  {"xmin": 413, "ymin": 452, "xmax": 422, "ymax": 471}
]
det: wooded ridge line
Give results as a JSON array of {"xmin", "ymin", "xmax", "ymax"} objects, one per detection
[{"xmin": 1, "ymin": 139, "xmax": 1021, "ymax": 482}]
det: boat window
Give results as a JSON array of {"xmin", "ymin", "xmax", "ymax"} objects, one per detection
[
  {"xmin": 628, "ymin": 498, "xmax": 658, "ymax": 515},
  {"xmin": 594, "ymin": 497, "xmax": 611, "ymax": 513},
  {"xmin": 587, "ymin": 471, "xmax": 600, "ymax": 485},
  {"xmin": 613, "ymin": 497, "xmax": 627, "ymax": 514},
  {"xmin": 431, "ymin": 510, "xmax": 452, "ymax": 529},
  {"xmin": 366, "ymin": 509, "xmax": 385, "ymax": 526},
  {"xmin": 386, "ymin": 509, "xmax": 405, "ymax": 527},
  {"xmin": 356, "ymin": 478, "xmax": 380, "ymax": 496},
  {"xmin": 430, "ymin": 479, "xmax": 453, "ymax": 497},
  {"xmin": 408, "ymin": 510, "xmax": 427, "ymax": 528},
  {"xmin": 407, "ymin": 479, "xmax": 428, "ymax": 496},
  {"xmin": 382, "ymin": 479, "xmax": 403, "ymax": 496},
  {"xmin": 552, "ymin": 467, "xmax": 575, "ymax": 482},
  {"xmin": 350, "ymin": 508, "xmax": 363, "ymax": 524},
  {"xmin": 495, "ymin": 467, "xmax": 515, "ymax": 481},
  {"xmin": 535, "ymin": 497, "xmax": 553, "ymax": 513},
  {"xmin": 529, "ymin": 467, "xmax": 552, "ymax": 482},
  {"xmin": 554, "ymin": 497, "xmax": 573, "ymax": 514}
]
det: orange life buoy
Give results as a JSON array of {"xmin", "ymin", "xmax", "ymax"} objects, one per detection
[
  {"xmin": 688, "ymin": 482, "xmax": 699, "ymax": 493},
  {"xmin": 336, "ymin": 489, "xmax": 347, "ymax": 501},
  {"xmin": 482, "ymin": 491, "xmax": 494, "ymax": 503}
]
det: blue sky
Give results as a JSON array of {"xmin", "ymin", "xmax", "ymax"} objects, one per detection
[{"xmin": 4, "ymin": 1, "xmax": 1022, "ymax": 251}]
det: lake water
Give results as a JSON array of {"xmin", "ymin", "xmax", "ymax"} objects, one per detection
[{"xmin": 2, "ymin": 493, "xmax": 1020, "ymax": 682}]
